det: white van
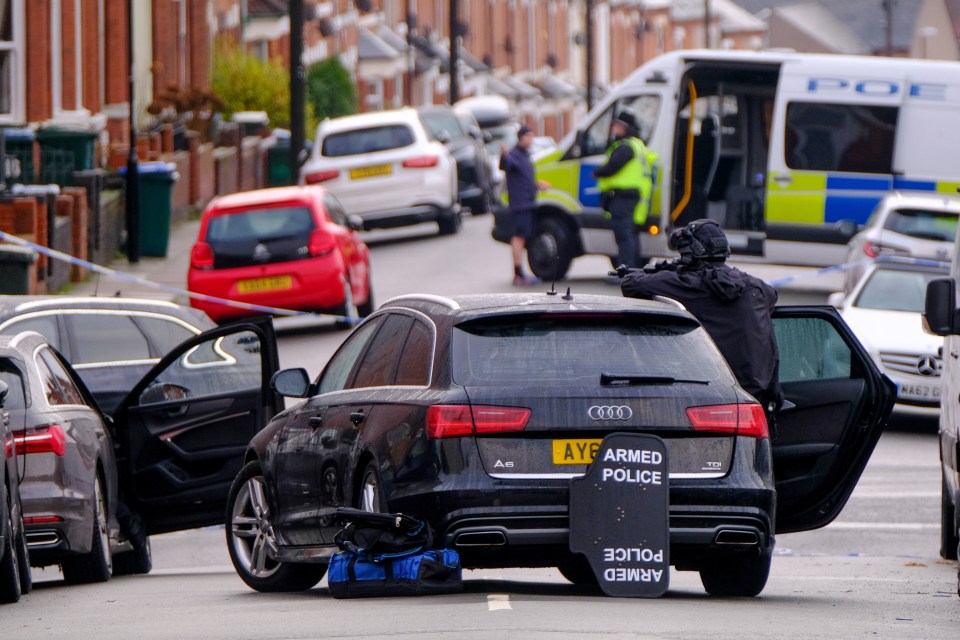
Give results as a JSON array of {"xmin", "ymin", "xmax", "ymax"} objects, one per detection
[{"xmin": 494, "ymin": 49, "xmax": 960, "ymax": 280}]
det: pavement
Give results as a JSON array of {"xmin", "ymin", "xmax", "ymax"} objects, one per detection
[{"xmin": 68, "ymin": 218, "xmax": 201, "ymax": 304}]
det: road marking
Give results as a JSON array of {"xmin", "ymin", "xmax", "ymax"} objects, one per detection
[
  {"xmin": 826, "ymin": 522, "xmax": 938, "ymax": 530},
  {"xmin": 488, "ymin": 594, "xmax": 512, "ymax": 611}
]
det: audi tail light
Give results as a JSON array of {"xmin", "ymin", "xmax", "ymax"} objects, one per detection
[
  {"xmin": 402, "ymin": 155, "xmax": 439, "ymax": 169},
  {"xmin": 190, "ymin": 242, "xmax": 214, "ymax": 269},
  {"xmin": 13, "ymin": 425, "xmax": 67, "ymax": 456},
  {"xmin": 427, "ymin": 405, "xmax": 531, "ymax": 439},
  {"xmin": 685, "ymin": 404, "xmax": 768, "ymax": 439},
  {"xmin": 24, "ymin": 515, "xmax": 63, "ymax": 525}
]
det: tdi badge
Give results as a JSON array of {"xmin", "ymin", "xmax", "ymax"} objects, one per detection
[{"xmin": 569, "ymin": 432, "xmax": 669, "ymax": 597}]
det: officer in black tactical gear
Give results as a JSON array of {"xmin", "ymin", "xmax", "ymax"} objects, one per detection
[{"xmin": 618, "ymin": 219, "xmax": 783, "ymax": 415}]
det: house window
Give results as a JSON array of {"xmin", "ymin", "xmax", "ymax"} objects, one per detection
[{"xmin": 0, "ymin": 0, "xmax": 25, "ymax": 123}]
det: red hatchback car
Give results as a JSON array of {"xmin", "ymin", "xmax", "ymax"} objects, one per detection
[{"xmin": 188, "ymin": 186, "xmax": 373, "ymax": 324}]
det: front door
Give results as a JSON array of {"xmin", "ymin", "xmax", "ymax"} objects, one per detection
[
  {"xmin": 114, "ymin": 318, "xmax": 281, "ymax": 535},
  {"xmin": 771, "ymin": 306, "xmax": 895, "ymax": 533}
]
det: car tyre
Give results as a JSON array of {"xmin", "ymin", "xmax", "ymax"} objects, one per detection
[
  {"xmin": 527, "ymin": 216, "xmax": 575, "ymax": 281},
  {"xmin": 941, "ymin": 474, "xmax": 958, "ymax": 560},
  {"xmin": 358, "ymin": 462, "xmax": 386, "ymax": 513},
  {"xmin": 699, "ymin": 549, "xmax": 771, "ymax": 597},
  {"xmin": 437, "ymin": 208, "xmax": 461, "ymax": 236},
  {"xmin": 0, "ymin": 482, "xmax": 22, "ymax": 604},
  {"xmin": 357, "ymin": 272, "xmax": 375, "ymax": 318},
  {"xmin": 334, "ymin": 280, "xmax": 360, "ymax": 331},
  {"xmin": 112, "ymin": 536, "xmax": 153, "ymax": 576},
  {"xmin": 558, "ymin": 557, "xmax": 599, "ymax": 587},
  {"xmin": 63, "ymin": 474, "xmax": 112, "ymax": 584},
  {"xmin": 14, "ymin": 508, "xmax": 30, "ymax": 595},
  {"xmin": 226, "ymin": 461, "xmax": 325, "ymax": 592}
]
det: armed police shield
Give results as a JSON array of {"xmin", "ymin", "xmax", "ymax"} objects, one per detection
[{"xmin": 569, "ymin": 433, "xmax": 669, "ymax": 597}]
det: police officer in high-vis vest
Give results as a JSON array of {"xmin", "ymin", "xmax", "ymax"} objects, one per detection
[{"xmin": 593, "ymin": 111, "xmax": 655, "ymax": 271}]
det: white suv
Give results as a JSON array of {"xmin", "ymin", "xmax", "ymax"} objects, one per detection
[{"xmin": 300, "ymin": 108, "xmax": 462, "ymax": 235}]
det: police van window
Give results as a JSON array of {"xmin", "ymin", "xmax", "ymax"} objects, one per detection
[
  {"xmin": 581, "ymin": 107, "xmax": 615, "ymax": 157},
  {"xmin": 616, "ymin": 95, "xmax": 661, "ymax": 144},
  {"xmin": 784, "ymin": 103, "xmax": 898, "ymax": 174}
]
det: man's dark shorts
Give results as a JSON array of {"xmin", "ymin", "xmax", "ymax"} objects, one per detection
[{"xmin": 510, "ymin": 206, "xmax": 536, "ymax": 240}]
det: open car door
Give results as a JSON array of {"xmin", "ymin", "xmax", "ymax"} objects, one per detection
[
  {"xmin": 771, "ymin": 306, "xmax": 895, "ymax": 534},
  {"xmin": 112, "ymin": 317, "xmax": 282, "ymax": 535}
]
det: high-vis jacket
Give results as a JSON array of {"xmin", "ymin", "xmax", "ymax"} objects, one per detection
[{"xmin": 596, "ymin": 137, "xmax": 655, "ymax": 224}]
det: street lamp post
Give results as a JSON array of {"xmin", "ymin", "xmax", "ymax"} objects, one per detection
[
  {"xmin": 290, "ymin": 0, "xmax": 305, "ymax": 186},
  {"xmin": 125, "ymin": 0, "xmax": 140, "ymax": 263}
]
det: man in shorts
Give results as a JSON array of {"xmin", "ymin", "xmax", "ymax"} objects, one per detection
[{"xmin": 500, "ymin": 125, "xmax": 550, "ymax": 286}]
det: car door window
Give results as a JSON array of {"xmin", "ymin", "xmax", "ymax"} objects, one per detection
[
  {"xmin": 36, "ymin": 347, "xmax": 85, "ymax": 405},
  {"xmin": 65, "ymin": 313, "xmax": 151, "ymax": 364},
  {"xmin": 133, "ymin": 316, "xmax": 200, "ymax": 357},
  {"xmin": 317, "ymin": 317, "xmax": 383, "ymax": 395},
  {"xmin": 350, "ymin": 315, "xmax": 413, "ymax": 389},
  {"xmin": 138, "ymin": 331, "xmax": 263, "ymax": 405},
  {"xmin": 323, "ymin": 194, "xmax": 348, "ymax": 227},
  {"xmin": 395, "ymin": 319, "xmax": 433, "ymax": 386},
  {"xmin": 774, "ymin": 316, "xmax": 851, "ymax": 383},
  {"xmin": 1, "ymin": 315, "xmax": 61, "ymax": 350}
]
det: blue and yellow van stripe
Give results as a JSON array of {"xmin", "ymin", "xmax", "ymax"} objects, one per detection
[{"xmin": 767, "ymin": 172, "xmax": 960, "ymax": 226}]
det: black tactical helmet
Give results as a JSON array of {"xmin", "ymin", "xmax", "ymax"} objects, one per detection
[{"xmin": 668, "ymin": 219, "xmax": 731, "ymax": 261}]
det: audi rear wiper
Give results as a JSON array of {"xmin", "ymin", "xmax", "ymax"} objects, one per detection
[{"xmin": 600, "ymin": 372, "xmax": 710, "ymax": 386}]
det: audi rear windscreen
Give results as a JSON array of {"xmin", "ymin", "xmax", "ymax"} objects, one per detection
[{"xmin": 451, "ymin": 314, "xmax": 734, "ymax": 386}]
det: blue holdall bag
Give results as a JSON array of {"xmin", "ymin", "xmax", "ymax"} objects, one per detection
[{"xmin": 328, "ymin": 508, "xmax": 462, "ymax": 598}]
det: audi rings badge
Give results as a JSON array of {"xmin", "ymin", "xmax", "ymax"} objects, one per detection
[{"xmin": 588, "ymin": 405, "xmax": 633, "ymax": 421}]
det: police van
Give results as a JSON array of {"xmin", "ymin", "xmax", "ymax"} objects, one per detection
[{"xmin": 493, "ymin": 49, "xmax": 960, "ymax": 280}]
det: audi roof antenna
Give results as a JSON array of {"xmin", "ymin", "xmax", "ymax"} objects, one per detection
[
  {"xmin": 546, "ymin": 254, "xmax": 560, "ymax": 296},
  {"xmin": 562, "ymin": 287, "xmax": 573, "ymax": 301}
]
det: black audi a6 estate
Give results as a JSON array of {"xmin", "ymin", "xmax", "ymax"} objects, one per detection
[{"xmin": 226, "ymin": 291, "xmax": 894, "ymax": 597}]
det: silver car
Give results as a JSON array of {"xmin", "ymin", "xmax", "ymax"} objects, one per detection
[{"xmin": 844, "ymin": 191, "xmax": 960, "ymax": 292}]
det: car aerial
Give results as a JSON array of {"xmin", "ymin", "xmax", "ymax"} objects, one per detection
[
  {"xmin": 0, "ymin": 375, "xmax": 31, "ymax": 603},
  {"xmin": 0, "ymin": 296, "xmax": 215, "ymax": 415},
  {"xmin": 830, "ymin": 258, "xmax": 947, "ymax": 421},
  {"xmin": 845, "ymin": 191, "xmax": 960, "ymax": 292},
  {"xmin": 300, "ymin": 108, "xmax": 462, "ymax": 235},
  {"xmin": 0, "ymin": 319, "xmax": 282, "ymax": 586},
  {"xmin": 224, "ymin": 291, "xmax": 893, "ymax": 597},
  {"xmin": 187, "ymin": 186, "xmax": 373, "ymax": 326},
  {"xmin": 418, "ymin": 104, "xmax": 496, "ymax": 215}
]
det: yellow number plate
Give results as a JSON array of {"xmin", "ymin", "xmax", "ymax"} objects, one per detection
[
  {"xmin": 349, "ymin": 164, "xmax": 392, "ymax": 180},
  {"xmin": 236, "ymin": 275, "xmax": 293, "ymax": 294},
  {"xmin": 552, "ymin": 439, "xmax": 603, "ymax": 465}
]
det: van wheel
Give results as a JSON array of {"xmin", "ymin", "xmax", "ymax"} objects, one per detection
[
  {"xmin": 528, "ymin": 217, "xmax": 574, "ymax": 281},
  {"xmin": 941, "ymin": 475, "xmax": 958, "ymax": 560}
]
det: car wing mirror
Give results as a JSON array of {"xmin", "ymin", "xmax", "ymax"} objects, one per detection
[
  {"xmin": 437, "ymin": 130, "xmax": 451, "ymax": 144},
  {"xmin": 272, "ymin": 368, "xmax": 312, "ymax": 398},
  {"xmin": 346, "ymin": 214, "xmax": 365, "ymax": 232},
  {"xmin": 924, "ymin": 278, "xmax": 958, "ymax": 336}
]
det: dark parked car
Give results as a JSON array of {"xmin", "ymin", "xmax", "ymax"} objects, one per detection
[
  {"xmin": 0, "ymin": 375, "xmax": 31, "ymax": 603},
  {"xmin": 0, "ymin": 297, "xmax": 216, "ymax": 415},
  {"xmin": 225, "ymin": 292, "xmax": 893, "ymax": 597},
  {"xmin": 419, "ymin": 105, "xmax": 496, "ymax": 215},
  {"xmin": 0, "ymin": 319, "xmax": 281, "ymax": 585}
]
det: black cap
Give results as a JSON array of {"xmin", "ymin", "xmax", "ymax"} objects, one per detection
[
  {"xmin": 613, "ymin": 111, "xmax": 639, "ymax": 136},
  {"xmin": 518, "ymin": 124, "xmax": 533, "ymax": 137}
]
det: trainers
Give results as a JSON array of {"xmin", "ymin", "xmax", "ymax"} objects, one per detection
[{"xmin": 512, "ymin": 274, "xmax": 541, "ymax": 287}]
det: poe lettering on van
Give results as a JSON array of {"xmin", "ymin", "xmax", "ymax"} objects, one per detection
[{"xmin": 807, "ymin": 77, "xmax": 947, "ymax": 101}]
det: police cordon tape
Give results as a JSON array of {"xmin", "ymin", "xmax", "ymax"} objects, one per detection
[
  {"xmin": 0, "ymin": 230, "xmax": 362, "ymax": 324},
  {"xmin": 763, "ymin": 254, "xmax": 950, "ymax": 289},
  {"xmin": 0, "ymin": 229, "xmax": 949, "ymax": 315}
]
